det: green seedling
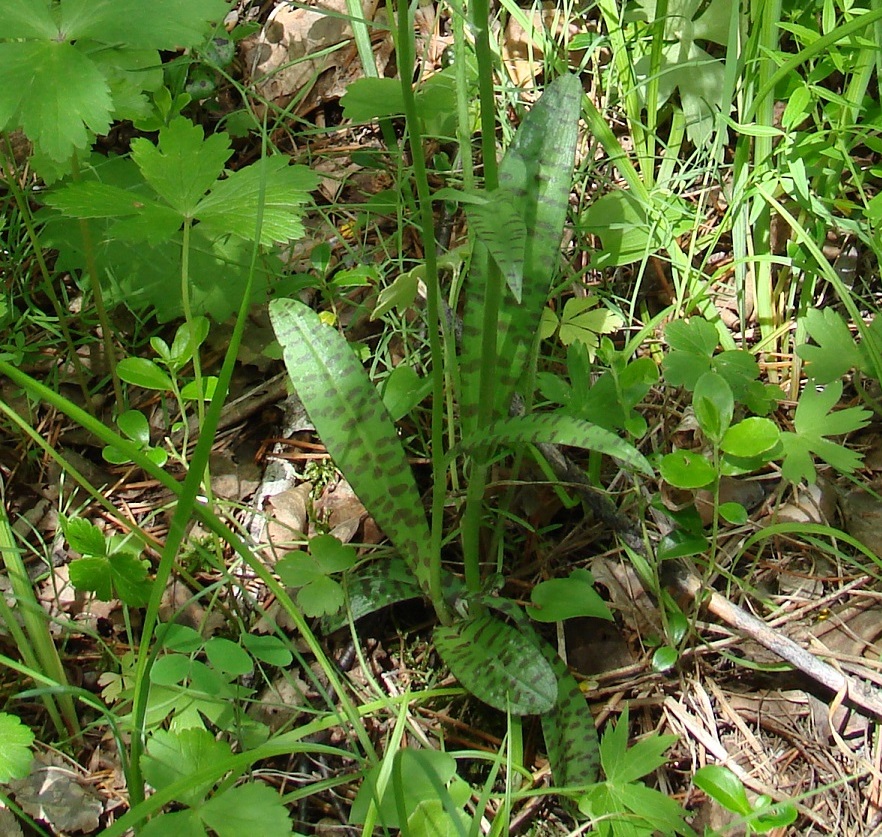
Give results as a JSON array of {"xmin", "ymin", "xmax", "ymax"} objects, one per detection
[{"xmin": 103, "ymin": 410, "xmax": 168, "ymax": 467}]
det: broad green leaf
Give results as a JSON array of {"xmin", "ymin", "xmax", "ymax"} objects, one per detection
[
  {"xmin": 693, "ymin": 765, "xmax": 752, "ymax": 815},
  {"xmin": 652, "ymin": 646, "xmax": 679, "ymax": 673},
  {"xmin": 719, "ymin": 502, "xmax": 748, "ymax": 524},
  {"xmin": 241, "ymin": 635, "xmax": 293, "ymax": 667},
  {"xmin": 149, "ymin": 653, "xmax": 192, "ymax": 686},
  {"xmin": 161, "ymin": 624, "xmax": 203, "ymax": 653},
  {"xmin": 63, "ymin": 516, "xmax": 107, "ymax": 557},
  {"xmin": 117, "ymin": 357, "xmax": 174, "ymax": 391},
  {"xmin": 131, "ymin": 118, "xmax": 231, "ymax": 216},
  {"xmin": 309, "ymin": 534, "xmax": 357, "ymax": 574},
  {"xmin": 200, "ymin": 782, "xmax": 292, "ymax": 837},
  {"xmin": 0, "ymin": 713, "xmax": 34, "ymax": 783},
  {"xmin": 204, "ymin": 638, "xmax": 253, "ymax": 677},
  {"xmin": 180, "ymin": 376, "xmax": 218, "ymax": 401},
  {"xmin": 296, "ymin": 573, "xmax": 346, "ymax": 618},
  {"xmin": 530, "ymin": 569, "xmax": 613, "ymax": 622},
  {"xmin": 340, "ymin": 77, "xmax": 406, "ymax": 121},
  {"xmin": 434, "ymin": 614, "xmax": 557, "ymax": 714},
  {"xmin": 381, "ymin": 364, "xmax": 431, "ymax": 421},
  {"xmin": 141, "ymin": 727, "xmax": 232, "ymax": 807},
  {"xmin": 487, "ymin": 597, "xmax": 599, "ymax": 785},
  {"xmin": 692, "ymin": 372, "xmax": 733, "ymax": 443},
  {"xmin": 461, "ymin": 413, "xmax": 654, "ymax": 476},
  {"xmin": 407, "ymin": 800, "xmax": 472, "ymax": 837},
  {"xmin": 42, "ymin": 181, "xmax": 160, "ymax": 218},
  {"xmin": 62, "ymin": 0, "xmax": 228, "ymax": 49},
  {"xmin": 68, "ymin": 550, "xmax": 151, "ymax": 606},
  {"xmin": 196, "ymin": 157, "xmax": 318, "ymax": 246},
  {"xmin": 139, "ymin": 810, "xmax": 203, "ymax": 837},
  {"xmin": 0, "ymin": 41, "xmax": 112, "ymax": 163},
  {"xmin": 665, "ymin": 318, "xmax": 719, "ymax": 357},
  {"xmin": 721, "ymin": 417, "xmax": 779, "ymax": 457},
  {"xmin": 459, "ymin": 73, "xmax": 581, "ymax": 436},
  {"xmin": 465, "ymin": 191, "xmax": 526, "ymax": 302},
  {"xmin": 269, "ymin": 298, "xmax": 433, "ymax": 596},
  {"xmin": 657, "ymin": 529, "xmax": 710, "ymax": 559}
]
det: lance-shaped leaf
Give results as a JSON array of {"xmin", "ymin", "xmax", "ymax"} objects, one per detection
[
  {"xmin": 459, "ymin": 73, "xmax": 582, "ymax": 435},
  {"xmin": 434, "ymin": 614, "xmax": 558, "ymax": 715},
  {"xmin": 459, "ymin": 413, "xmax": 654, "ymax": 477},
  {"xmin": 269, "ymin": 298, "xmax": 433, "ymax": 596}
]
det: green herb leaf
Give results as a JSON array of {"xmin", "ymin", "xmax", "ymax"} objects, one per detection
[
  {"xmin": 68, "ymin": 551, "xmax": 151, "ymax": 606},
  {"xmin": 141, "ymin": 727, "xmax": 232, "ymax": 807},
  {"xmin": 434, "ymin": 614, "xmax": 558, "ymax": 715},
  {"xmin": 0, "ymin": 713, "xmax": 34, "ymax": 783},
  {"xmin": 779, "ymin": 381, "xmax": 871, "ymax": 484},
  {"xmin": 530, "ymin": 569, "xmax": 613, "ymax": 622},
  {"xmin": 200, "ymin": 782, "xmax": 293, "ymax": 837}
]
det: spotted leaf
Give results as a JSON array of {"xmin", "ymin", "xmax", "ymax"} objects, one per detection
[
  {"xmin": 460, "ymin": 73, "xmax": 582, "ymax": 435},
  {"xmin": 434, "ymin": 614, "xmax": 557, "ymax": 715},
  {"xmin": 269, "ymin": 298, "xmax": 433, "ymax": 596}
]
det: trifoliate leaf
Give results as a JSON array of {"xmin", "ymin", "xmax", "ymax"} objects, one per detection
[
  {"xmin": 558, "ymin": 297, "xmax": 624, "ymax": 359},
  {"xmin": 68, "ymin": 551, "xmax": 151, "ymax": 606}
]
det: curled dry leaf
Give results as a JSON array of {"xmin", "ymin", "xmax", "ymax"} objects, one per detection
[{"xmin": 242, "ymin": 0, "xmax": 393, "ymax": 115}]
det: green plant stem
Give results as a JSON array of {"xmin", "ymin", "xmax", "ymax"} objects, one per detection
[
  {"xmin": 0, "ymin": 146, "xmax": 94, "ymax": 410},
  {"xmin": 0, "ymin": 485, "xmax": 80, "ymax": 740},
  {"xmin": 69, "ymin": 152, "xmax": 124, "ymax": 411},
  {"xmin": 394, "ymin": 0, "xmax": 450, "ymax": 623},
  {"xmin": 459, "ymin": 0, "xmax": 507, "ymax": 591}
]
